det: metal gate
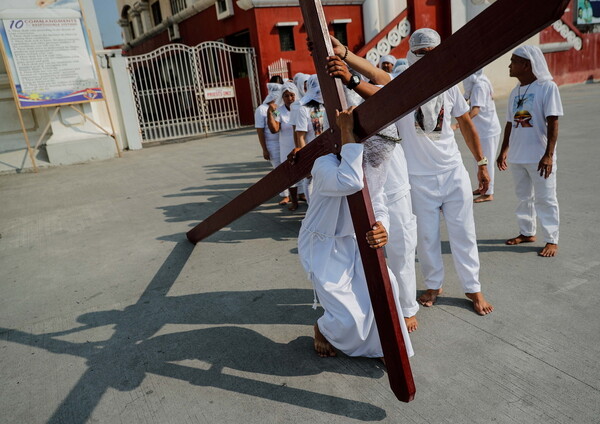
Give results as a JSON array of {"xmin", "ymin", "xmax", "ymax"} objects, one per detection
[{"xmin": 126, "ymin": 41, "xmax": 260, "ymax": 143}]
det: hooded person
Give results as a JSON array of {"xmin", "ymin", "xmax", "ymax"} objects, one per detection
[
  {"xmin": 378, "ymin": 54, "xmax": 396, "ymax": 74},
  {"xmin": 254, "ymin": 82, "xmax": 288, "ymax": 202},
  {"xmin": 294, "ymin": 75, "xmax": 329, "ymax": 204},
  {"xmin": 462, "ymin": 69, "xmax": 502, "ymax": 203},
  {"xmin": 496, "ymin": 45, "xmax": 563, "ymax": 257},
  {"xmin": 297, "ymin": 106, "xmax": 413, "ymax": 359},
  {"xmin": 267, "ymin": 81, "xmax": 302, "ymax": 210},
  {"xmin": 293, "ymin": 72, "xmax": 310, "ymax": 97},
  {"xmin": 390, "ymin": 28, "xmax": 494, "ymax": 315},
  {"xmin": 392, "ymin": 58, "xmax": 409, "ymax": 77}
]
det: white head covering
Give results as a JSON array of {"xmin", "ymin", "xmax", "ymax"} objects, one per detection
[
  {"xmin": 293, "ymin": 73, "xmax": 310, "ymax": 97},
  {"xmin": 277, "ymin": 81, "xmax": 299, "ymax": 106},
  {"xmin": 406, "ymin": 28, "xmax": 443, "ymax": 134},
  {"xmin": 513, "ymin": 45, "xmax": 553, "ymax": 82},
  {"xmin": 407, "ymin": 28, "xmax": 441, "ymax": 66},
  {"xmin": 463, "ymin": 68, "xmax": 494, "ymax": 100},
  {"xmin": 262, "ymin": 83, "xmax": 282, "ymax": 105},
  {"xmin": 300, "ymin": 74, "xmax": 323, "ymax": 106},
  {"xmin": 379, "ymin": 55, "xmax": 396, "ymax": 69}
]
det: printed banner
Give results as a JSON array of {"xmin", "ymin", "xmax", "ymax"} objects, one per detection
[{"xmin": 0, "ymin": 0, "xmax": 103, "ymax": 109}]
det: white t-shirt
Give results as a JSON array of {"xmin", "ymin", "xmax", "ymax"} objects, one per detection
[
  {"xmin": 506, "ymin": 80, "xmax": 563, "ymax": 164},
  {"xmin": 295, "ymin": 103, "xmax": 329, "ymax": 143},
  {"xmin": 398, "ymin": 85, "xmax": 470, "ymax": 175},
  {"xmin": 469, "ymin": 82, "xmax": 501, "ymax": 138},
  {"xmin": 275, "ymin": 105, "xmax": 295, "ymax": 160},
  {"xmin": 254, "ymin": 103, "xmax": 279, "ymax": 144}
]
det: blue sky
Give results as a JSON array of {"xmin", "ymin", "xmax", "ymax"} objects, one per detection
[{"xmin": 93, "ymin": 0, "xmax": 123, "ymax": 47}]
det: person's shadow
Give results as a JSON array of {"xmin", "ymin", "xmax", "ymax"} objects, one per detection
[{"xmin": 3, "ymin": 239, "xmax": 386, "ymax": 423}]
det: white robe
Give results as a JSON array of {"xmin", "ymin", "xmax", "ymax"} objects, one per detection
[{"xmin": 298, "ymin": 144, "xmax": 413, "ymax": 358}]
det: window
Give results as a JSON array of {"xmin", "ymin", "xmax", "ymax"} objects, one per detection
[
  {"xmin": 170, "ymin": 0, "xmax": 187, "ymax": 16},
  {"xmin": 151, "ymin": 2, "xmax": 162, "ymax": 26},
  {"xmin": 216, "ymin": 0, "xmax": 234, "ymax": 20},
  {"xmin": 333, "ymin": 23, "xmax": 348, "ymax": 47},
  {"xmin": 277, "ymin": 26, "xmax": 295, "ymax": 51},
  {"xmin": 225, "ymin": 30, "xmax": 251, "ymax": 78}
]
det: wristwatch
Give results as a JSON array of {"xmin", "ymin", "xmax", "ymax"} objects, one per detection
[
  {"xmin": 477, "ymin": 157, "xmax": 488, "ymax": 166},
  {"xmin": 346, "ymin": 75, "xmax": 361, "ymax": 90}
]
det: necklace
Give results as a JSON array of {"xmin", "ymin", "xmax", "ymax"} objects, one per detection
[{"xmin": 516, "ymin": 83, "xmax": 532, "ymax": 109}]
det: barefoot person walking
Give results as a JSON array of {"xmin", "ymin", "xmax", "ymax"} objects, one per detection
[{"xmin": 497, "ymin": 45, "xmax": 563, "ymax": 257}]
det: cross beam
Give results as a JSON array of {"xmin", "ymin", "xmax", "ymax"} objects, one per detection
[{"xmin": 187, "ymin": 0, "xmax": 569, "ymax": 403}]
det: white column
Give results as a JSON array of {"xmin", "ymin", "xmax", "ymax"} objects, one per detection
[
  {"xmin": 362, "ymin": 0, "xmax": 380, "ymax": 43},
  {"xmin": 119, "ymin": 18, "xmax": 133, "ymax": 43},
  {"xmin": 137, "ymin": 1, "xmax": 152, "ymax": 33}
]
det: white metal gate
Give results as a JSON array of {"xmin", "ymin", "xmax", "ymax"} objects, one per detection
[{"xmin": 126, "ymin": 41, "xmax": 260, "ymax": 143}]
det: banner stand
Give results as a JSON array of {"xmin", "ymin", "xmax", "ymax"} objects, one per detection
[{"xmin": 0, "ymin": 0, "xmax": 121, "ymax": 173}]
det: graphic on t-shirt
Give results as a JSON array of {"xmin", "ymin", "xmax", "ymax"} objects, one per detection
[
  {"xmin": 513, "ymin": 93, "xmax": 534, "ymax": 128},
  {"xmin": 310, "ymin": 109, "xmax": 324, "ymax": 136}
]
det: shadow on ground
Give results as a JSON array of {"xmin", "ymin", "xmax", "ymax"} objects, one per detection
[{"xmin": 2, "ymin": 238, "xmax": 387, "ymax": 423}]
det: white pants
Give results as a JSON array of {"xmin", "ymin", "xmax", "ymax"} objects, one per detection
[
  {"xmin": 510, "ymin": 162, "xmax": 559, "ymax": 244},
  {"xmin": 473, "ymin": 134, "xmax": 500, "ymax": 195},
  {"xmin": 385, "ymin": 194, "xmax": 419, "ymax": 317},
  {"xmin": 266, "ymin": 139, "xmax": 289, "ymax": 197},
  {"xmin": 409, "ymin": 165, "xmax": 481, "ymax": 293}
]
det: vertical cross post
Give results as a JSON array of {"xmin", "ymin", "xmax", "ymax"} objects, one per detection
[{"xmin": 298, "ymin": 0, "xmax": 416, "ymax": 403}]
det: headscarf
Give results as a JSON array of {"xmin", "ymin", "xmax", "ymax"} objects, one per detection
[
  {"xmin": 392, "ymin": 59, "xmax": 408, "ymax": 77},
  {"xmin": 379, "ymin": 55, "xmax": 396, "ymax": 69},
  {"xmin": 407, "ymin": 28, "xmax": 444, "ymax": 134},
  {"xmin": 300, "ymin": 74, "xmax": 323, "ymax": 105},
  {"xmin": 407, "ymin": 28, "xmax": 441, "ymax": 66},
  {"xmin": 262, "ymin": 82, "xmax": 282, "ymax": 105},
  {"xmin": 293, "ymin": 73, "xmax": 310, "ymax": 97},
  {"xmin": 513, "ymin": 45, "xmax": 553, "ymax": 82},
  {"xmin": 277, "ymin": 81, "xmax": 299, "ymax": 107},
  {"xmin": 463, "ymin": 69, "xmax": 494, "ymax": 101}
]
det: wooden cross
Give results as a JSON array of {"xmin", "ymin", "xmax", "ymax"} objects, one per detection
[{"xmin": 187, "ymin": 0, "xmax": 569, "ymax": 402}]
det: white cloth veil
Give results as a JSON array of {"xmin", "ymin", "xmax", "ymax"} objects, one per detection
[
  {"xmin": 277, "ymin": 81, "xmax": 300, "ymax": 106},
  {"xmin": 263, "ymin": 83, "xmax": 282, "ymax": 104},
  {"xmin": 300, "ymin": 74, "xmax": 323, "ymax": 105},
  {"xmin": 406, "ymin": 28, "xmax": 444, "ymax": 135},
  {"xmin": 513, "ymin": 45, "xmax": 553, "ymax": 82}
]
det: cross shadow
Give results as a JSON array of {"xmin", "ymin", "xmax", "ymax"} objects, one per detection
[{"xmin": 3, "ymin": 234, "xmax": 386, "ymax": 423}]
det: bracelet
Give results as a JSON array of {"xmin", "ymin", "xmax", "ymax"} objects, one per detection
[
  {"xmin": 341, "ymin": 45, "xmax": 349, "ymax": 61},
  {"xmin": 477, "ymin": 156, "xmax": 488, "ymax": 166}
]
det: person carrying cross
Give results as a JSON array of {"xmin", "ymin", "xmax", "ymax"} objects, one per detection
[
  {"xmin": 325, "ymin": 28, "xmax": 494, "ymax": 316},
  {"xmin": 297, "ymin": 106, "xmax": 413, "ymax": 359},
  {"xmin": 496, "ymin": 45, "xmax": 563, "ymax": 257}
]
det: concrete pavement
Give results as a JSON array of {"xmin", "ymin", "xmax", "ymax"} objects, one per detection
[{"xmin": 1, "ymin": 82, "xmax": 599, "ymax": 424}]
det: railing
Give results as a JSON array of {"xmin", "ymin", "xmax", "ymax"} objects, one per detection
[{"xmin": 355, "ymin": 9, "xmax": 411, "ymax": 65}]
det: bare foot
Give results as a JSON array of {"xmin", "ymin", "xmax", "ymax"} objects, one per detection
[
  {"xmin": 404, "ymin": 316, "xmax": 418, "ymax": 333},
  {"xmin": 418, "ymin": 288, "xmax": 442, "ymax": 307},
  {"xmin": 472, "ymin": 189, "xmax": 481, "ymax": 195},
  {"xmin": 313, "ymin": 324, "xmax": 336, "ymax": 357},
  {"xmin": 474, "ymin": 194, "xmax": 493, "ymax": 203},
  {"xmin": 539, "ymin": 243, "xmax": 558, "ymax": 257},
  {"xmin": 278, "ymin": 197, "xmax": 290, "ymax": 205},
  {"xmin": 465, "ymin": 292, "xmax": 494, "ymax": 315},
  {"xmin": 288, "ymin": 201, "xmax": 299, "ymax": 211},
  {"xmin": 505, "ymin": 234, "xmax": 536, "ymax": 245}
]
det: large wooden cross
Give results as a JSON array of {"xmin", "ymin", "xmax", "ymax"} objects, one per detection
[{"xmin": 187, "ymin": 0, "xmax": 569, "ymax": 402}]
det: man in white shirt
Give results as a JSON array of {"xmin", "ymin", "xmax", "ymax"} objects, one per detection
[
  {"xmin": 497, "ymin": 45, "xmax": 563, "ymax": 257},
  {"xmin": 325, "ymin": 29, "xmax": 494, "ymax": 316},
  {"xmin": 298, "ymin": 107, "xmax": 413, "ymax": 359}
]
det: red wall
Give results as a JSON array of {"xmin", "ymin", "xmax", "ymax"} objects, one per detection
[
  {"xmin": 125, "ymin": 3, "xmax": 364, "ymax": 127},
  {"xmin": 540, "ymin": 7, "xmax": 600, "ymax": 85}
]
